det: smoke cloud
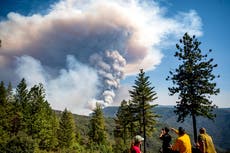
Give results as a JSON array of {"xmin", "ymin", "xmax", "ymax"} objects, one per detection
[{"xmin": 0, "ymin": 0, "xmax": 202, "ymax": 114}]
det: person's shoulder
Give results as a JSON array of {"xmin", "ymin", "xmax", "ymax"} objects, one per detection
[
  {"xmin": 178, "ymin": 134, "xmax": 189, "ymax": 140},
  {"xmin": 198, "ymin": 133, "xmax": 205, "ymax": 138},
  {"xmin": 132, "ymin": 145, "xmax": 138, "ymax": 150}
]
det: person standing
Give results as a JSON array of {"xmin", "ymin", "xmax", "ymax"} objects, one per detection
[
  {"xmin": 170, "ymin": 127, "xmax": 192, "ymax": 153},
  {"xmin": 197, "ymin": 128, "xmax": 216, "ymax": 153},
  {"xmin": 160, "ymin": 127, "xmax": 172, "ymax": 153},
  {"xmin": 130, "ymin": 135, "xmax": 144, "ymax": 153}
]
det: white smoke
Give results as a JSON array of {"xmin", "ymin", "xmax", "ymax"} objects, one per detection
[
  {"xmin": 16, "ymin": 55, "xmax": 99, "ymax": 115},
  {"xmin": 0, "ymin": 0, "xmax": 203, "ymax": 114},
  {"xmin": 89, "ymin": 50, "xmax": 126, "ymax": 106}
]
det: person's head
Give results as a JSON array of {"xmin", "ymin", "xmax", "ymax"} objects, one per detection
[
  {"xmin": 133, "ymin": 135, "xmax": 144, "ymax": 145},
  {"xmin": 178, "ymin": 127, "xmax": 185, "ymax": 136},
  {"xmin": 164, "ymin": 127, "xmax": 170, "ymax": 133},
  {"xmin": 199, "ymin": 127, "xmax": 206, "ymax": 134}
]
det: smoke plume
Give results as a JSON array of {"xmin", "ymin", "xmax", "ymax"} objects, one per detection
[{"xmin": 0, "ymin": 0, "xmax": 202, "ymax": 114}]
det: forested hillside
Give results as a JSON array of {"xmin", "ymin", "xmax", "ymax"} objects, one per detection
[{"xmin": 1, "ymin": 78, "xmax": 229, "ymax": 152}]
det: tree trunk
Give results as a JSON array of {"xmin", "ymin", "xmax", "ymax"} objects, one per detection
[
  {"xmin": 142, "ymin": 96, "xmax": 146, "ymax": 153},
  {"xmin": 123, "ymin": 125, "xmax": 126, "ymax": 144},
  {"xmin": 143, "ymin": 110, "xmax": 146, "ymax": 153},
  {"xmin": 192, "ymin": 114, "xmax": 197, "ymax": 143}
]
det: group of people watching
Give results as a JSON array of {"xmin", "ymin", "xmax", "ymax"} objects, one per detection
[
  {"xmin": 130, "ymin": 127, "xmax": 216, "ymax": 153},
  {"xmin": 159, "ymin": 127, "xmax": 216, "ymax": 153}
]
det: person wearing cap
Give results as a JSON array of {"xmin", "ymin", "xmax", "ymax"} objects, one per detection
[
  {"xmin": 197, "ymin": 128, "xmax": 216, "ymax": 153},
  {"xmin": 159, "ymin": 127, "xmax": 172, "ymax": 153},
  {"xmin": 170, "ymin": 127, "xmax": 192, "ymax": 153},
  {"xmin": 130, "ymin": 135, "xmax": 144, "ymax": 153}
]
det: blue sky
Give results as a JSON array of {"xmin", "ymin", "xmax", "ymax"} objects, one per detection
[
  {"xmin": 0, "ymin": 0, "xmax": 229, "ymax": 114},
  {"xmin": 122, "ymin": 0, "xmax": 230, "ymax": 108}
]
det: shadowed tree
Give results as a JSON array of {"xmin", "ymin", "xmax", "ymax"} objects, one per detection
[
  {"xmin": 166, "ymin": 33, "xmax": 220, "ymax": 143},
  {"xmin": 88, "ymin": 103, "xmax": 107, "ymax": 145},
  {"xmin": 58, "ymin": 108, "xmax": 76, "ymax": 149},
  {"xmin": 0, "ymin": 81, "xmax": 12, "ymax": 149},
  {"xmin": 114, "ymin": 100, "xmax": 137, "ymax": 144},
  {"xmin": 114, "ymin": 100, "xmax": 130, "ymax": 144},
  {"xmin": 129, "ymin": 69, "xmax": 159, "ymax": 153}
]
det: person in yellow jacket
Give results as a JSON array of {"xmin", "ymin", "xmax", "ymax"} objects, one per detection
[
  {"xmin": 197, "ymin": 128, "xmax": 216, "ymax": 153},
  {"xmin": 170, "ymin": 127, "xmax": 192, "ymax": 153}
]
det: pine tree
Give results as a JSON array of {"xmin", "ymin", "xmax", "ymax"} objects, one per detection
[
  {"xmin": 0, "ymin": 81, "xmax": 11, "ymax": 149},
  {"xmin": 58, "ymin": 108, "xmax": 76, "ymax": 149},
  {"xmin": 5, "ymin": 82, "xmax": 15, "ymax": 137},
  {"xmin": 6, "ymin": 82, "xmax": 14, "ymax": 103},
  {"xmin": 28, "ymin": 83, "xmax": 58, "ymax": 150},
  {"xmin": 114, "ymin": 100, "xmax": 133, "ymax": 143},
  {"xmin": 13, "ymin": 78, "xmax": 29, "ymax": 133},
  {"xmin": 166, "ymin": 33, "xmax": 220, "ymax": 143},
  {"xmin": 129, "ymin": 69, "xmax": 159, "ymax": 153},
  {"xmin": 0, "ymin": 81, "xmax": 9, "ymax": 130},
  {"xmin": 14, "ymin": 78, "xmax": 29, "ymax": 111},
  {"xmin": 114, "ymin": 99, "xmax": 139, "ymax": 152},
  {"xmin": 88, "ymin": 103, "xmax": 107, "ymax": 145}
]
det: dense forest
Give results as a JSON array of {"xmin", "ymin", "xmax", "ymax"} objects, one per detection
[
  {"xmin": 0, "ymin": 73, "xmax": 161, "ymax": 153},
  {"xmin": 1, "ymin": 78, "xmax": 229, "ymax": 153},
  {"xmin": 0, "ymin": 78, "xmax": 229, "ymax": 153}
]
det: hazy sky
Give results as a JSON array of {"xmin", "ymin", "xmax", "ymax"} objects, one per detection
[{"xmin": 0, "ymin": 0, "xmax": 229, "ymax": 115}]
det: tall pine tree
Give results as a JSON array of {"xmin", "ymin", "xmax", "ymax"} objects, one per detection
[
  {"xmin": 129, "ymin": 69, "xmax": 159, "ymax": 153},
  {"xmin": 167, "ymin": 33, "xmax": 220, "ymax": 143}
]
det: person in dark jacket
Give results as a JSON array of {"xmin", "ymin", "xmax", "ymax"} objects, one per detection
[{"xmin": 160, "ymin": 127, "xmax": 172, "ymax": 153}]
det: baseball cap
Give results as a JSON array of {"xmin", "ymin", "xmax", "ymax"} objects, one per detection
[{"xmin": 134, "ymin": 135, "xmax": 144, "ymax": 143}]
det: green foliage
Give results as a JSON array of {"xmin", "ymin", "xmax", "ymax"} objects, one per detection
[
  {"xmin": 167, "ymin": 32, "xmax": 220, "ymax": 142},
  {"xmin": 0, "ymin": 75, "xmax": 228, "ymax": 153},
  {"xmin": 5, "ymin": 131, "xmax": 35, "ymax": 153},
  {"xmin": 113, "ymin": 69, "xmax": 160, "ymax": 153},
  {"xmin": 114, "ymin": 100, "xmax": 134, "ymax": 143},
  {"xmin": 0, "ymin": 126, "xmax": 10, "ymax": 152},
  {"xmin": 13, "ymin": 78, "xmax": 30, "ymax": 133},
  {"xmin": 28, "ymin": 84, "xmax": 58, "ymax": 150},
  {"xmin": 14, "ymin": 78, "xmax": 29, "ymax": 112},
  {"xmin": 129, "ymin": 69, "xmax": 159, "ymax": 153},
  {"xmin": 129, "ymin": 69, "xmax": 159, "ymax": 134},
  {"xmin": 0, "ymin": 81, "xmax": 13, "ymax": 151},
  {"xmin": 167, "ymin": 33, "xmax": 219, "ymax": 121},
  {"xmin": 86, "ymin": 143, "xmax": 113, "ymax": 153},
  {"xmin": 0, "ymin": 81, "xmax": 13, "ymax": 129},
  {"xmin": 88, "ymin": 103, "xmax": 107, "ymax": 145},
  {"xmin": 0, "ymin": 79, "xmax": 59, "ymax": 151},
  {"xmin": 58, "ymin": 108, "xmax": 76, "ymax": 149},
  {"xmin": 112, "ymin": 137, "xmax": 131, "ymax": 153}
]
